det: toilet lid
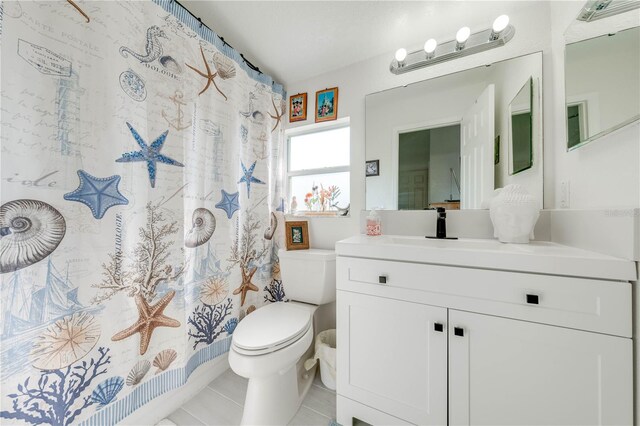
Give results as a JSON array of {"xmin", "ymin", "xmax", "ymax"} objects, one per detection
[{"xmin": 232, "ymin": 303, "xmax": 312, "ymax": 353}]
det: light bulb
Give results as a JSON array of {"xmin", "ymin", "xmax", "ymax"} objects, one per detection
[
  {"xmin": 456, "ymin": 27, "xmax": 471, "ymax": 43},
  {"xmin": 493, "ymin": 15, "xmax": 509, "ymax": 33},
  {"xmin": 395, "ymin": 48, "xmax": 407, "ymax": 63},
  {"xmin": 455, "ymin": 27, "xmax": 471, "ymax": 51},
  {"xmin": 489, "ymin": 15, "xmax": 510, "ymax": 40},
  {"xmin": 424, "ymin": 38, "xmax": 437, "ymax": 54}
]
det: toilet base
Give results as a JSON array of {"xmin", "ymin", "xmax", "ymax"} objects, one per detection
[{"xmin": 240, "ymin": 359, "xmax": 316, "ymax": 425}]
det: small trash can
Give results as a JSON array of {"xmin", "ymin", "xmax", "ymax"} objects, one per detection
[{"xmin": 304, "ymin": 329, "xmax": 336, "ymax": 390}]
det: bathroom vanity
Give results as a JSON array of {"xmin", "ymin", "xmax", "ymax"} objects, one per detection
[{"xmin": 335, "ymin": 235, "xmax": 635, "ymax": 425}]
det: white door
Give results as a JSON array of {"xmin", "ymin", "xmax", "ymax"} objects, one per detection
[
  {"xmin": 448, "ymin": 310, "xmax": 633, "ymax": 426},
  {"xmin": 398, "ymin": 169, "xmax": 428, "ymax": 210},
  {"xmin": 460, "ymin": 85, "xmax": 495, "ymax": 209},
  {"xmin": 337, "ymin": 290, "xmax": 447, "ymax": 425}
]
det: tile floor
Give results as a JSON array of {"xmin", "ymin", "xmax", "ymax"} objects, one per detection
[{"xmin": 166, "ymin": 369, "xmax": 337, "ymax": 425}]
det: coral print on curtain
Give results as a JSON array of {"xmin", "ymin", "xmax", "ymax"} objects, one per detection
[{"xmin": 0, "ymin": 1, "xmax": 287, "ymax": 424}]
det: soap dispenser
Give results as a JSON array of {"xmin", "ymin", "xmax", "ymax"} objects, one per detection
[{"xmin": 366, "ymin": 209, "xmax": 382, "ymax": 236}]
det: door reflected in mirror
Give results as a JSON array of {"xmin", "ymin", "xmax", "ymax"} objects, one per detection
[
  {"xmin": 510, "ymin": 77, "xmax": 533, "ymax": 174},
  {"xmin": 398, "ymin": 125, "xmax": 461, "ymax": 210},
  {"xmin": 565, "ymin": 26, "xmax": 640, "ymax": 150}
]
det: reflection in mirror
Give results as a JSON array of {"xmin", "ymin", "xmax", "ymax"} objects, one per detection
[
  {"xmin": 510, "ymin": 77, "xmax": 532, "ymax": 174},
  {"xmin": 398, "ymin": 125, "xmax": 461, "ymax": 210},
  {"xmin": 565, "ymin": 26, "xmax": 640, "ymax": 150},
  {"xmin": 365, "ymin": 52, "xmax": 543, "ymax": 210}
]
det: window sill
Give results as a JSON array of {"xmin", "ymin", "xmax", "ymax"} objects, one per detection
[{"xmin": 286, "ymin": 211, "xmax": 350, "ymax": 218}]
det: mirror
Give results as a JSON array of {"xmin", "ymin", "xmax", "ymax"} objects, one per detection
[
  {"xmin": 366, "ymin": 52, "xmax": 543, "ymax": 210},
  {"xmin": 510, "ymin": 77, "xmax": 533, "ymax": 174},
  {"xmin": 565, "ymin": 25, "xmax": 639, "ymax": 150}
]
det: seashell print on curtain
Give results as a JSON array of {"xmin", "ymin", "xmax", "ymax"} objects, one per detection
[{"xmin": 0, "ymin": 1, "xmax": 287, "ymax": 424}]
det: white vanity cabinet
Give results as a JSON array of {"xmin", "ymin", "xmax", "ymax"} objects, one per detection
[
  {"xmin": 335, "ymin": 236, "xmax": 635, "ymax": 426},
  {"xmin": 447, "ymin": 310, "xmax": 631, "ymax": 425}
]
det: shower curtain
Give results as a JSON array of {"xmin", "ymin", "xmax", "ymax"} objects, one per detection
[{"xmin": 0, "ymin": 1, "xmax": 286, "ymax": 424}]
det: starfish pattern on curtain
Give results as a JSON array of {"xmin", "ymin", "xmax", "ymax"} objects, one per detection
[{"xmin": 0, "ymin": 1, "xmax": 286, "ymax": 424}]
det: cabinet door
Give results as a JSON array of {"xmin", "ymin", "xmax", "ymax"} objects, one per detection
[
  {"xmin": 337, "ymin": 290, "xmax": 447, "ymax": 425},
  {"xmin": 448, "ymin": 310, "xmax": 632, "ymax": 425}
]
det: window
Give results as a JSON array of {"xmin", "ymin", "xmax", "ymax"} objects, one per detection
[{"xmin": 286, "ymin": 122, "xmax": 350, "ymax": 215}]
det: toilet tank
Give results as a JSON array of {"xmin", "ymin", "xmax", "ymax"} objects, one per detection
[{"xmin": 278, "ymin": 249, "xmax": 336, "ymax": 305}]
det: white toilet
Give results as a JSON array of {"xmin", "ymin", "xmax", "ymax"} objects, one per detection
[{"xmin": 228, "ymin": 249, "xmax": 336, "ymax": 425}]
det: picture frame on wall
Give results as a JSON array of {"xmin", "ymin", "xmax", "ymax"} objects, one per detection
[
  {"xmin": 315, "ymin": 87, "xmax": 339, "ymax": 122},
  {"xmin": 289, "ymin": 93, "xmax": 307, "ymax": 122},
  {"xmin": 285, "ymin": 221, "xmax": 310, "ymax": 250},
  {"xmin": 365, "ymin": 160, "xmax": 380, "ymax": 177}
]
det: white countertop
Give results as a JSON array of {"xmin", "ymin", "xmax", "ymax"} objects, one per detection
[{"xmin": 335, "ymin": 235, "xmax": 637, "ymax": 281}]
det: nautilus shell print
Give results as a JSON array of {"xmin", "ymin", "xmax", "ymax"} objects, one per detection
[
  {"xmin": 263, "ymin": 212, "xmax": 278, "ymax": 240},
  {"xmin": 184, "ymin": 208, "xmax": 216, "ymax": 248},
  {"xmin": 212, "ymin": 52, "xmax": 236, "ymax": 80},
  {"xmin": 153, "ymin": 348, "xmax": 178, "ymax": 374},
  {"xmin": 30, "ymin": 312, "xmax": 101, "ymax": 370},
  {"xmin": 0, "ymin": 199, "xmax": 66, "ymax": 273}
]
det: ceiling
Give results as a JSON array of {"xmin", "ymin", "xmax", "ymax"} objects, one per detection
[{"xmin": 180, "ymin": 1, "xmax": 546, "ymax": 87}]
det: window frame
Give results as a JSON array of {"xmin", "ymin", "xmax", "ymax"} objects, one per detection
[{"xmin": 285, "ymin": 118, "xmax": 351, "ymax": 214}]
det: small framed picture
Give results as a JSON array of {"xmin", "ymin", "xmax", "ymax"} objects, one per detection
[
  {"xmin": 366, "ymin": 160, "xmax": 380, "ymax": 177},
  {"xmin": 285, "ymin": 221, "xmax": 309, "ymax": 250},
  {"xmin": 289, "ymin": 93, "xmax": 307, "ymax": 122},
  {"xmin": 315, "ymin": 87, "xmax": 339, "ymax": 123}
]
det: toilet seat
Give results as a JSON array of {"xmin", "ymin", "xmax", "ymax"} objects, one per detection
[{"xmin": 232, "ymin": 303, "xmax": 312, "ymax": 356}]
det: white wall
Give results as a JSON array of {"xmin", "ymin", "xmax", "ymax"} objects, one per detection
[
  {"xmin": 285, "ymin": 3, "xmax": 553, "ymax": 248},
  {"xmin": 285, "ymin": 1, "xmax": 639, "ymax": 248},
  {"xmin": 549, "ymin": 2, "xmax": 640, "ymax": 210}
]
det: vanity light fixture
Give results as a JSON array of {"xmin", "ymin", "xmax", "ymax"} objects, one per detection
[
  {"xmin": 390, "ymin": 15, "xmax": 515, "ymax": 75},
  {"xmin": 577, "ymin": 0, "xmax": 640, "ymax": 21}
]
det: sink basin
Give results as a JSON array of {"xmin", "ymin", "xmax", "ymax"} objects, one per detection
[
  {"xmin": 335, "ymin": 234, "xmax": 636, "ymax": 281},
  {"xmin": 390, "ymin": 236, "xmax": 503, "ymax": 251}
]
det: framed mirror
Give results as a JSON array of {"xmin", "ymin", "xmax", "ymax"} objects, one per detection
[
  {"xmin": 565, "ymin": 24, "xmax": 639, "ymax": 150},
  {"xmin": 509, "ymin": 77, "xmax": 533, "ymax": 174},
  {"xmin": 365, "ymin": 52, "xmax": 543, "ymax": 211}
]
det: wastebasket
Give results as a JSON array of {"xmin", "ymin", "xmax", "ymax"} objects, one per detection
[{"xmin": 304, "ymin": 329, "xmax": 336, "ymax": 390}]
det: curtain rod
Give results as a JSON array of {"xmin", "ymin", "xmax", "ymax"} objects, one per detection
[{"xmin": 172, "ymin": 0, "xmax": 262, "ymax": 74}]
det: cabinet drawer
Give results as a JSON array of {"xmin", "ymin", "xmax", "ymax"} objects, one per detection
[{"xmin": 337, "ymin": 257, "xmax": 631, "ymax": 337}]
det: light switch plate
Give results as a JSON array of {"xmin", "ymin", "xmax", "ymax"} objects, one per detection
[{"xmin": 560, "ymin": 181, "xmax": 570, "ymax": 208}]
